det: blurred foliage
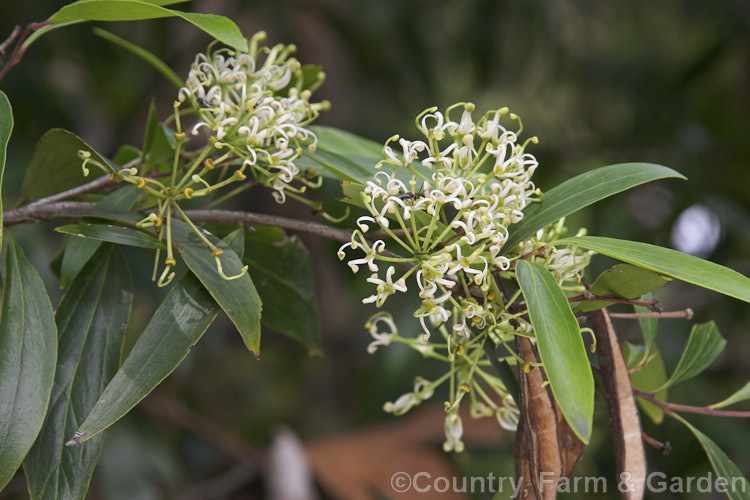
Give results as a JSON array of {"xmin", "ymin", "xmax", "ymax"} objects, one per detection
[{"xmin": 1, "ymin": 0, "xmax": 749, "ymax": 498}]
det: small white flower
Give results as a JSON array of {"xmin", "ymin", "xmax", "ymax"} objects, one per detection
[{"xmin": 443, "ymin": 412, "xmax": 465, "ymax": 453}]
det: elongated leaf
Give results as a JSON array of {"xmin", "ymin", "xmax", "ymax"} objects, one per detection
[
  {"xmin": 0, "ymin": 236, "xmax": 57, "ymax": 490},
  {"xmin": 60, "ymin": 186, "xmax": 142, "ymax": 287},
  {"xmin": 659, "ymin": 321, "xmax": 726, "ymax": 390},
  {"xmin": 24, "ymin": 247, "xmax": 132, "ymax": 500},
  {"xmin": 710, "ymin": 382, "xmax": 750, "ymax": 410},
  {"xmin": 171, "ymin": 220, "xmax": 262, "ymax": 355},
  {"xmin": 69, "ymin": 272, "xmax": 219, "ymax": 445},
  {"xmin": 93, "ymin": 28, "xmax": 183, "ymax": 89},
  {"xmin": 515, "ymin": 260, "xmax": 594, "ymax": 443},
  {"xmin": 504, "ymin": 163, "xmax": 685, "ymax": 250},
  {"xmin": 555, "ymin": 236, "xmax": 750, "ymax": 304},
  {"xmin": 311, "ymin": 126, "xmax": 383, "ymax": 158},
  {"xmin": 20, "ymin": 129, "xmax": 115, "ymax": 203},
  {"xmin": 677, "ymin": 417, "xmax": 750, "ymax": 500},
  {"xmin": 574, "ymin": 264, "xmax": 668, "ymax": 313},
  {"xmin": 48, "ymin": 1, "xmax": 247, "ymax": 51},
  {"xmin": 0, "ymin": 91, "xmax": 12, "ymax": 250},
  {"xmin": 244, "ymin": 227, "xmax": 321, "ymax": 352},
  {"xmin": 298, "ymin": 149, "xmax": 374, "ymax": 185},
  {"xmin": 56, "ymin": 222, "xmax": 164, "ymax": 249}
]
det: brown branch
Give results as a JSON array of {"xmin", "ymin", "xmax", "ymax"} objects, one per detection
[
  {"xmin": 24, "ymin": 175, "xmax": 117, "ymax": 209},
  {"xmin": 641, "ymin": 431, "xmax": 672, "ymax": 456},
  {"xmin": 608, "ymin": 308, "xmax": 693, "ymax": 320},
  {"xmin": 568, "ymin": 291, "xmax": 661, "ymax": 311},
  {"xmin": 634, "ymin": 389, "xmax": 750, "ymax": 418},
  {"xmin": 0, "ymin": 26, "xmax": 21, "ymax": 59},
  {"xmin": 3, "ymin": 201, "xmax": 96, "ymax": 225},
  {"xmin": 0, "ymin": 21, "xmax": 51, "ymax": 82},
  {"xmin": 185, "ymin": 209, "xmax": 355, "ymax": 243}
]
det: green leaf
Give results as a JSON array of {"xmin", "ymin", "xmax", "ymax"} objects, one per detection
[
  {"xmin": 574, "ymin": 264, "xmax": 668, "ymax": 313},
  {"xmin": 0, "ymin": 236, "xmax": 57, "ymax": 490},
  {"xmin": 93, "ymin": 27, "xmax": 183, "ymax": 89},
  {"xmin": 677, "ymin": 417, "xmax": 750, "ymax": 500},
  {"xmin": 504, "ymin": 163, "xmax": 685, "ymax": 250},
  {"xmin": 659, "ymin": 321, "xmax": 726, "ymax": 390},
  {"xmin": 69, "ymin": 272, "xmax": 219, "ymax": 445},
  {"xmin": 311, "ymin": 126, "xmax": 383, "ymax": 159},
  {"xmin": 60, "ymin": 186, "xmax": 142, "ymax": 287},
  {"xmin": 0, "ymin": 91, "xmax": 13, "ymax": 250},
  {"xmin": 24, "ymin": 247, "xmax": 132, "ymax": 500},
  {"xmin": 48, "ymin": 1, "xmax": 248, "ymax": 52},
  {"xmin": 56, "ymin": 222, "xmax": 165, "ymax": 249},
  {"xmin": 20, "ymin": 129, "xmax": 113, "ymax": 203},
  {"xmin": 555, "ymin": 236, "xmax": 750, "ymax": 304},
  {"xmin": 710, "ymin": 382, "xmax": 750, "ymax": 410},
  {"xmin": 244, "ymin": 227, "xmax": 321, "ymax": 353},
  {"xmin": 515, "ymin": 260, "xmax": 594, "ymax": 443},
  {"xmin": 171, "ymin": 220, "xmax": 262, "ymax": 355},
  {"xmin": 298, "ymin": 148, "xmax": 375, "ymax": 185},
  {"xmin": 623, "ymin": 342, "xmax": 668, "ymax": 424},
  {"xmin": 297, "ymin": 126, "xmax": 384, "ymax": 184}
]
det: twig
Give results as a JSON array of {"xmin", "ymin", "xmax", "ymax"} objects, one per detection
[
  {"xmin": 185, "ymin": 209, "xmax": 355, "ymax": 243},
  {"xmin": 568, "ymin": 290, "xmax": 661, "ymax": 311},
  {"xmin": 641, "ymin": 431, "xmax": 672, "ymax": 455},
  {"xmin": 0, "ymin": 26, "xmax": 21, "ymax": 59},
  {"xmin": 24, "ymin": 175, "xmax": 116, "ymax": 209},
  {"xmin": 3, "ymin": 201, "xmax": 96, "ymax": 225},
  {"xmin": 608, "ymin": 308, "xmax": 693, "ymax": 320},
  {"xmin": 0, "ymin": 21, "xmax": 51, "ymax": 82},
  {"xmin": 634, "ymin": 389, "xmax": 750, "ymax": 418}
]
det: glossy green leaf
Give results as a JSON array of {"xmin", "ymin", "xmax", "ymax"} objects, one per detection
[
  {"xmin": 574, "ymin": 264, "xmax": 668, "ymax": 313},
  {"xmin": 311, "ymin": 126, "xmax": 383, "ymax": 159},
  {"xmin": 298, "ymin": 126, "xmax": 384, "ymax": 184},
  {"xmin": 555, "ymin": 236, "xmax": 750, "ymax": 304},
  {"xmin": 20, "ymin": 129, "xmax": 113, "ymax": 203},
  {"xmin": 48, "ymin": 1, "xmax": 247, "ymax": 52},
  {"xmin": 171, "ymin": 220, "xmax": 262, "ymax": 355},
  {"xmin": 93, "ymin": 27, "xmax": 183, "ymax": 89},
  {"xmin": 515, "ymin": 260, "xmax": 594, "ymax": 443},
  {"xmin": 504, "ymin": 163, "xmax": 685, "ymax": 250},
  {"xmin": 70, "ymin": 272, "xmax": 219, "ymax": 445},
  {"xmin": 299, "ymin": 148, "xmax": 375, "ymax": 185},
  {"xmin": 659, "ymin": 321, "xmax": 726, "ymax": 390},
  {"xmin": 623, "ymin": 342, "xmax": 668, "ymax": 424},
  {"xmin": 60, "ymin": 186, "xmax": 142, "ymax": 287},
  {"xmin": 677, "ymin": 417, "xmax": 750, "ymax": 500},
  {"xmin": 24, "ymin": 247, "xmax": 132, "ymax": 500},
  {"xmin": 0, "ymin": 236, "xmax": 57, "ymax": 490},
  {"xmin": 56, "ymin": 222, "xmax": 164, "ymax": 249},
  {"xmin": 710, "ymin": 382, "xmax": 750, "ymax": 410},
  {"xmin": 244, "ymin": 227, "xmax": 321, "ymax": 353},
  {"xmin": 0, "ymin": 91, "xmax": 13, "ymax": 250}
]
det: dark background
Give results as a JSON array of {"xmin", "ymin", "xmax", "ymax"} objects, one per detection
[{"xmin": 1, "ymin": 1, "xmax": 749, "ymax": 498}]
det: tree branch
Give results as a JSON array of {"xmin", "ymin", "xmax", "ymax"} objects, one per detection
[{"xmin": 634, "ymin": 389, "xmax": 750, "ymax": 418}]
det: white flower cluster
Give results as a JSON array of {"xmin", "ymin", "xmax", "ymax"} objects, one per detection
[
  {"xmin": 339, "ymin": 103, "xmax": 541, "ymax": 339},
  {"xmin": 340, "ymin": 105, "xmax": 593, "ymax": 453},
  {"xmin": 178, "ymin": 32, "xmax": 328, "ymax": 202}
]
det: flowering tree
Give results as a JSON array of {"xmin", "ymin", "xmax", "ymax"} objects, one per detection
[{"xmin": 1, "ymin": 2, "xmax": 749, "ymax": 499}]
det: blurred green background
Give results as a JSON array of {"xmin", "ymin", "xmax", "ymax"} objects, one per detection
[{"xmin": 1, "ymin": 1, "xmax": 749, "ymax": 499}]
